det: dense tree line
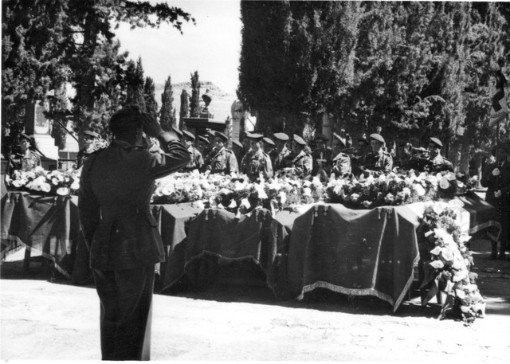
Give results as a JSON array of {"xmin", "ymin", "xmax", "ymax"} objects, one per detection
[
  {"xmin": 2, "ymin": 0, "xmax": 193, "ymax": 152},
  {"xmin": 238, "ymin": 1, "xmax": 509, "ymax": 172}
]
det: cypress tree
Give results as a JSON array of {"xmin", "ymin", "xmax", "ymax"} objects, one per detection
[
  {"xmin": 144, "ymin": 76, "xmax": 158, "ymax": 120},
  {"xmin": 159, "ymin": 76, "xmax": 174, "ymax": 131}
]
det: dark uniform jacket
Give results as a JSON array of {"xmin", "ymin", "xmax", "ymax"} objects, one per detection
[
  {"xmin": 481, "ymin": 161, "xmax": 510, "ymax": 210},
  {"xmin": 78, "ymin": 137, "xmax": 190, "ymax": 271},
  {"xmin": 205, "ymin": 146, "xmax": 239, "ymax": 174},
  {"xmin": 361, "ymin": 150, "xmax": 393, "ymax": 173},
  {"xmin": 240, "ymin": 149, "xmax": 273, "ymax": 180}
]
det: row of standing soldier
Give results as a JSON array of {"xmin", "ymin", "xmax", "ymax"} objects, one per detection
[{"xmin": 73, "ymin": 127, "xmax": 455, "ymax": 182}]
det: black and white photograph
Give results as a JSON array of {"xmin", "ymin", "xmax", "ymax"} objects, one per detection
[{"xmin": 1, "ymin": 0, "xmax": 510, "ymax": 361}]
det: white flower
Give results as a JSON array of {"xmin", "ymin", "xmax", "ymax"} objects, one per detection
[
  {"xmin": 446, "ymin": 172, "xmax": 456, "ymax": 181},
  {"xmin": 439, "ymin": 177, "xmax": 450, "ymax": 189},
  {"xmin": 277, "ymin": 191, "xmax": 287, "ymax": 205},
  {"xmin": 56, "ymin": 187, "xmax": 70, "ymax": 196},
  {"xmin": 350, "ymin": 193, "xmax": 360, "ymax": 202},
  {"xmin": 412, "ymin": 183, "xmax": 426, "ymax": 197},
  {"xmin": 71, "ymin": 180, "xmax": 80, "ymax": 190},
  {"xmin": 492, "ymin": 168, "xmax": 500, "ymax": 176},
  {"xmin": 255, "ymin": 185, "xmax": 268, "ymax": 199},
  {"xmin": 302, "ymin": 187, "xmax": 312, "ymax": 197},
  {"xmin": 240, "ymin": 198, "xmax": 251, "ymax": 209},
  {"xmin": 12, "ymin": 180, "xmax": 24, "ymax": 188},
  {"xmin": 40, "ymin": 183, "xmax": 51, "ymax": 193},
  {"xmin": 228, "ymin": 199, "xmax": 237, "ymax": 209},
  {"xmin": 51, "ymin": 177, "xmax": 60, "ymax": 186}
]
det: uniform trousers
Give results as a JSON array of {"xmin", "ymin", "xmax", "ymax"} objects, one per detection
[{"xmin": 92, "ymin": 265, "xmax": 155, "ymax": 361}]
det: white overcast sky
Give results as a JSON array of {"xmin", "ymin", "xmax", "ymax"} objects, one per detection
[{"xmin": 114, "ymin": 0, "xmax": 242, "ymax": 95}]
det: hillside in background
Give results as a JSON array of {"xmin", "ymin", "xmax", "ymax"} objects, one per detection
[{"xmin": 154, "ymin": 81, "xmax": 236, "ymax": 123}]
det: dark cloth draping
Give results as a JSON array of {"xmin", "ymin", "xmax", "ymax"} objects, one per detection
[
  {"xmin": 284, "ymin": 204, "xmax": 420, "ymax": 311},
  {"xmin": 185, "ymin": 208, "xmax": 290, "ymax": 295},
  {"xmin": 457, "ymin": 191, "xmax": 502, "ymax": 239},
  {"xmin": 150, "ymin": 203, "xmax": 203, "ymax": 292},
  {"xmin": 1, "ymin": 192, "xmax": 79, "ymax": 276}
]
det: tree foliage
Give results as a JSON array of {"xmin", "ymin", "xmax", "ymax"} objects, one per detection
[
  {"xmin": 190, "ymin": 71, "xmax": 200, "ymax": 118},
  {"xmin": 159, "ymin": 76, "xmax": 175, "ymax": 131}
]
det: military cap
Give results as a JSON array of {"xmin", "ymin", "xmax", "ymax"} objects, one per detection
[
  {"xmin": 198, "ymin": 135, "xmax": 210, "ymax": 145},
  {"xmin": 273, "ymin": 132, "xmax": 289, "ymax": 141},
  {"xmin": 429, "ymin": 137, "xmax": 443, "ymax": 148},
  {"xmin": 83, "ymin": 130, "xmax": 99, "ymax": 139},
  {"xmin": 172, "ymin": 127, "xmax": 183, "ymax": 138},
  {"xmin": 109, "ymin": 106, "xmax": 142, "ymax": 133},
  {"xmin": 182, "ymin": 130, "xmax": 195, "ymax": 140},
  {"xmin": 293, "ymin": 134, "xmax": 307, "ymax": 146},
  {"xmin": 262, "ymin": 137, "xmax": 275, "ymax": 147},
  {"xmin": 497, "ymin": 140, "xmax": 510, "ymax": 153},
  {"xmin": 315, "ymin": 133, "xmax": 329, "ymax": 142},
  {"xmin": 369, "ymin": 133, "xmax": 385, "ymax": 144},
  {"xmin": 213, "ymin": 131, "xmax": 228, "ymax": 142},
  {"xmin": 232, "ymin": 140, "xmax": 243, "ymax": 149},
  {"xmin": 245, "ymin": 133, "xmax": 263, "ymax": 141}
]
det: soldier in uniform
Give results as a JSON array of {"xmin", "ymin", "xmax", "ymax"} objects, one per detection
[
  {"xmin": 231, "ymin": 139, "xmax": 245, "ymax": 165},
  {"xmin": 240, "ymin": 133, "xmax": 273, "ymax": 180},
  {"xmin": 262, "ymin": 136, "xmax": 276, "ymax": 161},
  {"xmin": 272, "ymin": 132, "xmax": 292, "ymax": 172},
  {"xmin": 359, "ymin": 133, "xmax": 393, "ymax": 175},
  {"xmin": 197, "ymin": 135, "xmax": 212, "ymax": 158},
  {"xmin": 330, "ymin": 132, "xmax": 352, "ymax": 178},
  {"xmin": 425, "ymin": 137, "xmax": 453, "ymax": 172},
  {"xmin": 182, "ymin": 130, "xmax": 204, "ymax": 171},
  {"xmin": 311, "ymin": 134, "xmax": 332, "ymax": 177},
  {"xmin": 290, "ymin": 134, "xmax": 313, "ymax": 179},
  {"xmin": 8, "ymin": 133, "xmax": 41, "ymax": 172},
  {"xmin": 78, "ymin": 106, "xmax": 190, "ymax": 360},
  {"xmin": 76, "ymin": 130, "xmax": 99, "ymax": 169},
  {"xmin": 481, "ymin": 141, "xmax": 510, "ymax": 260},
  {"xmin": 204, "ymin": 131, "xmax": 239, "ymax": 174}
]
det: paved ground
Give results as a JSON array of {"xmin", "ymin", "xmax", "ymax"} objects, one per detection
[{"xmin": 1, "ymin": 239, "xmax": 510, "ymax": 362}]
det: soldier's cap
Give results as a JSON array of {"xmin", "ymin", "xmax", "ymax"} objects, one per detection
[
  {"xmin": 172, "ymin": 127, "xmax": 183, "ymax": 137},
  {"xmin": 333, "ymin": 133, "xmax": 347, "ymax": 148},
  {"xmin": 198, "ymin": 135, "xmax": 210, "ymax": 145},
  {"xmin": 245, "ymin": 133, "xmax": 264, "ymax": 141},
  {"xmin": 213, "ymin": 131, "xmax": 228, "ymax": 142},
  {"xmin": 429, "ymin": 137, "xmax": 443, "ymax": 148},
  {"xmin": 315, "ymin": 133, "xmax": 329, "ymax": 142},
  {"xmin": 369, "ymin": 133, "xmax": 385, "ymax": 144},
  {"xmin": 83, "ymin": 130, "xmax": 99, "ymax": 139},
  {"xmin": 497, "ymin": 140, "xmax": 510, "ymax": 153},
  {"xmin": 232, "ymin": 140, "xmax": 243, "ymax": 149},
  {"xmin": 293, "ymin": 134, "xmax": 307, "ymax": 146},
  {"xmin": 262, "ymin": 137, "xmax": 275, "ymax": 147},
  {"xmin": 182, "ymin": 130, "xmax": 195, "ymax": 140},
  {"xmin": 273, "ymin": 132, "xmax": 289, "ymax": 141}
]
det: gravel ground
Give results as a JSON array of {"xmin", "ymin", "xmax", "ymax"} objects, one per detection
[{"xmin": 1, "ymin": 239, "xmax": 510, "ymax": 362}]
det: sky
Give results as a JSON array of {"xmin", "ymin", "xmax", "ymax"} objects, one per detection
[{"xmin": 114, "ymin": 0, "xmax": 242, "ymax": 95}]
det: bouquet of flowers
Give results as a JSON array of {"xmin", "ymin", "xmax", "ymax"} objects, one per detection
[
  {"xmin": 418, "ymin": 201, "xmax": 485, "ymax": 325},
  {"xmin": 5, "ymin": 167, "xmax": 81, "ymax": 197}
]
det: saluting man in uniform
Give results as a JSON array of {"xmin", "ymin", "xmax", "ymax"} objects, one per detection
[
  {"xmin": 273, "ymin": 132, "xmax": 292, "ymax": 172},
  {"xmin": 78, "ymin": 106, "xmax": 190, "ymax": 360},
  {"xmin": 204, "ymin": 131, "xmax": 239, "ymax": 174},
  {"xmin": 262, "ymin": 136, "xmax": 276, "ymax": 163},
  {"xmin": 8, "ymin": 133, "xmax": 41, "ymax": 172},
  {"xmin": 331, "ymin": 132, "xmax": 352, "ymax": 178},
  {"xmin": 182, "ymin": 130, "xmax": 204, "ymax": 171},
  {"xmin": 290, "ymin": 134, "xmax": 313, "ymax": 178},
  {"xmin": 360, "ymin": 133, "xmax": 393, "ymax": 174},
  {"xmin": 240, "ymin": 133, "xmax": 273, "ymax": 180},
  {"xmin": 426, "ymin": 137, "xmax": 453, "ymax": 172}
]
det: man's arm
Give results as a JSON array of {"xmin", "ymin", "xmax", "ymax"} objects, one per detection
[{"xmin": 78, "ymin": 155, "xmax": 101, "ymax": 248}]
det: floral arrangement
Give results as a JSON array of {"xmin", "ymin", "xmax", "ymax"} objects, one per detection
[
  {"xmin": 5, "ymin": 167, "xmax": 81, "ymax": 197},
  {"xmin": 418, "ymin": 201, "xmax": 485, "ymax": 325}
]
